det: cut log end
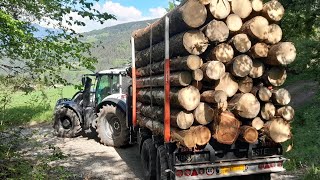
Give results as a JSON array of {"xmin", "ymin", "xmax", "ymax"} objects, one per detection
[
  {"xmin": 193, "ymin": 102, "xmax": 215, "ymax": 125},
  {"xmin": 183, "ymin": 30, "xmax": 209, "ymax": 55},
  {"xmin": 201, "ymin": 90, "xmax": 228, "ymax": 104},
  {"xmin": 250, "ymin": 43, "xmax": 269, "ymax": 59},
  {"xmin": 192, "ymin": 69, "xmax": 204, "ymax": 81},
  {"xmin": 192, "ymin": 126, "xmax": 211, "ymax": 146},
  {"xmin": 204, "ymin": 20, "xmax": 229, "ymax": 42},
  {"xmin": 215, "ymin": 73, "xmax": 239, "ymax": 97},
  {"xmin": 266, "ymin": 24, "xmax": 283, "ymax": 45},
  {"xmin": 182, "ymin": 0, "xmax": 208, "ymax": 28},
  {"xmin": 251, "ymin": 0, "xmax": 263, "ymax": 12},
  {"xmin": 240, "ymin": 126, "xmax": 259, "ymax": 144},
  {"xmin": 231, "ymin": 0, "xmax": 253, "ymax": 19},
  {"xmin": 273, "ymin": 88, "xmax": 291, "ymax": 106},
  {"xmin": 243, "ymin": 16, "xmax": 269, "ymax": 40},
  {"xmin": 266, "ymin": 42, "xmax": 296, "ymax": 66},
  {"xmin": 178, "ymin": 86, "xmax": 201, "ymax": 111},
  {"xmin": 229, "ymin": 93, "xmax": 261, "ymax": 119},
  {"xmin": 276, "ymin": 106, "xmax": 295, "ymax": 121},
  {"xmin": 226, "ymin": 14, "xmax": 243, "ymax": 32},
  {"xmin": 202, "ymin": 61, "xmax": 226, "ymax": 80},
  {"xmin": 231, "ymin": 55, "xmax": 253, "ymax": 77},
  {"xmin": 249, "ymin": 60, "xmax": 265, "ymax": 78},
  {"xmin": 211, "ymin": 43, "xmax": 234, "ymax": 63},
  {"xmin": 187, "ymin": 55, "xmax": 203, "ymax": 70},
  {"xmin": 261, "ymin": 103, "xmax": 276, "ymax": 120},
  {"xmin": 262, "ymin": 0, "xmax": 285, "ymax": 22},
  {"xmin": 209, "ymin": 0, "xmax": 231, "ymax": 19},
  {"xmin": 176, "ymin": 111, "xmax": 195, "ymax": 129},
  {"xmin": 267, "ymin": 67, "xmax": 287, "ymax": 87},
  {"xmin": 238, "ymin": 76, "xmax": 253, "ymax": 93},
  {"xmin": 264, "ymin": 118, "xmax": 291, "ymax": 143},
  {"xmin": 252, "ymin": 117, "xmax": 264, "ymax": 130},
  {"xmin": 231, "ymin": 34, "xmax": 252, "ymax": 53},
  {"xmin": 259, "ymin": 86, "xmax": 272, "ymax": 102}
]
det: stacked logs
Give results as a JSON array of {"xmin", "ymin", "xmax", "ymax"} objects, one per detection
[{"xmin": 133, "ymin": 0, "xmax": 295, "ymax": 149}]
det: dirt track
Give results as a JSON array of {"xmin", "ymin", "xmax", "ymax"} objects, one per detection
[{"xmin": 17, "ymin": 80, "xmax": 318, "ymax": 179}]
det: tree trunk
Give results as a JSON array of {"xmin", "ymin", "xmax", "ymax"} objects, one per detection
[
  {"xmin": 192, "ymin": 69, "xmax": 204, "ymax": 81},
  {"xmin": 137, "ymin": 102, "xmax": 194, "ymax": 129},
  {"xmin": 211, "ymin": 111, "xmax": 241, "ymax": 145},
  {"xmin": 238, "ymin": 76, "xmax": 253, "ymax": 93},
  {"xmin": 251, "ymin": 117, "xmax": 264, "ymax": 130},
  {"xmin": 136, "ymin": 71, "xmax": 192, "ymax": 88},
  {"xmin": 230, "ymin": 34, "xmax": 252, "ymax": 53},
  {"xmin": 137, "ymin": 114, "xmax": 197, "ymax": 148},
  {"xmin": 261, "ymin": 102, "xmax": 276, "ymax": 120},
  {"xmin": 276, "ymin": 106, "xmax": 295, "ymax": 121},
  {"xmin": 265, "ymin": 67, "xmax": 287, "ymax": 87},
  {"xmin": 132, "ymin": 0, "xmax": 207, "ymax": 51},
  {"xmin": 262, "ymin": 0, "xmax": 285, "ymax": 22},
  {"xmin": 272, "ymin": 88, "xmax": 291, "ymax": 106},
  {"xmin": 229, "ymin": 55, "xmax": 253, "ymax": 77},
  {"xmin": 191, "ymin": 125, "xmax": 212, "ymax": 146},
  {"xmin": 229, "ymin": 93, "xmax": 260, "ymax": 119},
  {"xmin": 215, "ymin": 73, "xmax": 239, "ymax": 97},
  {"xmin": 201, "ymin": 61, "xmax": 225, "ymax": 80},
  {"xmin": 266, "ymin": 24, "xmax": 282, "ymax": 45},
  {"xmin": 191, "ymin": 80, "xmax": 203, "ymax": 91},
  {"xmin": 242, "ymin": 16, "xmax": 269, "ymax": 40},
  {"xmin": 209, "ymin": 0, "xmax": 231, "ymax": 19},
  {"xmin": 251, "ymin": 0, "xmax": 263, "ymax": 12},
  {"xmin": 263, "ymin": 118, "xmax": 291, "ymax": 143},
  {"xmin": 239, "ymin": 126, "xmax": 258, "ymax": 144},
  {"xmin": 250, "ymin": 43, "xmax": 269, "ymax": 59},
  {"xmin": 231, "ymin": 0, "xmax": 253, "ymax": 19},
  {"xmin": 265, "ymin": 42, "xmax": 296, "ymax": 66},
  {"xmin": 136, "ymin": 55, "xmax": 203, "ymax": 77},
  {"xmin": 137, "ymin": 86, "xmax": 201, "ymax": 111},
  {"xmin": 249, "ymin": 60, "xmax": 265, "ymax": 78},
  {"xmin": 193, "ymin": 102, "xmax": 215, "ymax": 125},
  {"xmin": 203, "ymin": 20, "xmax": 229, "ymax": 42},
  {"xmin": 226, "ymin": 14, "xmax": 243, "ymax": 33},
  {"xmin": 207, "ymin": 43, "xmax": 234, "ymax": 63},
  {"xmin": 135, "ymin": 30, "xmax": 209, "ymax": 68},
  {"xmin": 201, "ymin": 90, "xmax": 228, "ymax": 104}
]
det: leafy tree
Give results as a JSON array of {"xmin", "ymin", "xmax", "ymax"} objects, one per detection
[
  {"xmin": 0, "ymin": 0, "xmax": 115, "ymax": 87},
  {"xmin": 166, "ymin": 0, "xmax": 182, "ymax": 11}
]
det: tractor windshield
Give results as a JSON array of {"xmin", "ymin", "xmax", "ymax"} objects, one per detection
[{"xmin": 96, "ymin": 74, "xmax": 120, "ymax": 103}]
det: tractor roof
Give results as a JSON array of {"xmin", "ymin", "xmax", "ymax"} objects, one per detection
[{"xmin": 98, "ymin": 68, "xmax": 127, "ymax": 75}]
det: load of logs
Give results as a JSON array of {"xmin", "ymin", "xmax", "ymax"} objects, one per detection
[{"xmin": 133, "ymin": 0, "xmax": 295, "ymax": 149}]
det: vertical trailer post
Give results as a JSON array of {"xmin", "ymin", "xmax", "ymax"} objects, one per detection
[
  {"xmin": 164, "ymin": 16, "xmax": 170, "ymax": 142},
  {"xmin": 131, "ymin": 37, "xmax": 137, "ymax": 127}
]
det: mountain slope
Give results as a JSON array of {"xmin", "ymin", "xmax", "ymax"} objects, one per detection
[{"xmin": 82, "ymin": 19, "xmax": 156, "ymax": 71}]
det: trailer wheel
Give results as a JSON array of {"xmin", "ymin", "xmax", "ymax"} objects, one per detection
[
  {"xmin": 96, "ymin": 104, "xmax": 129, "ymax": 147},
  {"xmin": 156, "ymin": 145, "xmax": 170, "ymax": 180},
  {"xmin": 141, "ymin": 139, "xmax": 157, "ymax": 180},
  {"xmin": 53, "ymin": 107, "xmax": 82, "ymax": 138}
]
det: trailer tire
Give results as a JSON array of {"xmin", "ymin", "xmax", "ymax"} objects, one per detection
[
  {"xmin": 96, "ymin": 105, "xmax": 129, "ymax": 147},
  {"xmin": 241, "ymin": 173, "xmax": 271, "ymax": 180},
  {"xmin": 141, "ymin": 139, "xmax": 157, "ymax": 180},
  {"xmin": 156, "ymin": 145, "xmax": 170, "ymax": 180},
  {"xmin": 53, "ymin": 107, "xmax": 82, "ymax": 138}
]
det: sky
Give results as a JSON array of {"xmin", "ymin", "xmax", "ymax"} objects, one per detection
[{"xmin": 38, "ymin": 0, "xmax": 170, "ymax": 33}]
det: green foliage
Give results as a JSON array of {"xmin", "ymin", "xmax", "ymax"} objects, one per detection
[{"xmin": 0, "ymin": 0, "xmax": 115, "ymax": 86}]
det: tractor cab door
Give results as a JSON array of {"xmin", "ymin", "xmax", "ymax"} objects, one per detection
[
  {"xmin": 81, "ymin": 75, "xmax": 97, "ymax": 130},
  {"xmin": 95, "ymin": 74, "xmax": 121, "ymax": 104}
]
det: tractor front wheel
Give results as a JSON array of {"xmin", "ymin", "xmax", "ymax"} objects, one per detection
[{"xmin": 53, "ymin": 107, "xmax": 82, "ymax": 138}]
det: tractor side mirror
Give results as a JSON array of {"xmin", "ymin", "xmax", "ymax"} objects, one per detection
[{"xmin": 81, "ymin": 77, "xmax": 86, "ymax": 86}]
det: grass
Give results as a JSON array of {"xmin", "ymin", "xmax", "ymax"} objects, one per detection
[{"xmin": 0, "ymin": 86, "xmax": 77, "ymax": 130}]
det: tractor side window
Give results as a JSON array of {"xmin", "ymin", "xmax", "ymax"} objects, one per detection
[
  {"xmin": 96, "ymin": 75, "xmax": 110, "ymax": 103},
  {"xmin": 111, "ymin": 75, "xmax": 120, "ymax": 94}
]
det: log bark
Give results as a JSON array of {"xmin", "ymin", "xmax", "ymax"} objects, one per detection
[
  {"xmin": 137, "ymin": 86, "xmax": 201, "ymax": 111},
  {"xmin": 136, "ymin": 55, "xmax": 203, "ymax": 77},
  {"xmin": 135, "ymin": 30, "xmax": 209, "ymax": 68},
  {"xmin": 193, "ymin": 102, "xmax": 215, "ymax": 125},
  {"xmin": 242, "ymin": 16, "xmax": 269, "ymax": 40},
  {"xmin": 201, "ymin": 61, "xmax": 225, "ymax": 80},
  {"xmin": 261, "ymin": 102, "xmax": 276, "ymax": 120},
  {"xmin": 239, "ymin": 126, "xmax": 258, "ymax": 144},
  {"xmin": 266, "ymin": 24, "xmax": 282, "ymax": 45},
  {"xmin": 238, "ymin": 76, "xmax": 253, "ymax": 93},
  {"xmin": 201, "ymin": 90, "xmax": 228, "ymax": 104},
  {"xmin": 132, "ymin": 0, "xmax": 207, "ymax": 51},
  {"xmin": 203, "ymin": 20, "xmax": 229, "ymax": 42},
  {"xmin": 226, "ymin": 14, "xmax": 243, "ymax": 33},
  {"xmin": 136, "ymin": 71, "xmax": 192, "ymax": 88},
  {"xmin": 229, "ymin": 93, "xmax": 261, "ymax": 119},
  {"xmin": 209, "ymin": 0, "xmax": 231, "ymax": 19},
  {"xmin": 231, "ymin": 0, "xmax": 253, "ymax": 19},
  {"xmin": 265, "ymin": 42, "xmax": 296, "ymax": 66},
  {"xmin": 191, "ymin": 80, "xmax": 203, "ymax": 91},
  {"xmin": 276, "ymin": 106, "xmax": 295, "ymax": 121},
  {"xmin": 249, "ymin": 60, "xmax": 265, "ymax": 78},
  {"xmin": 215, "ymin": 73, "xmax": 239, "ymax": 97},
  {"xmin": 207, "ymin": 43, "xmax": 234, "ymax": 63},
  {"xmin": 250, "ymin": 43, "xmax": 269, "ymax": 59},
  {"xmin": 192, "ymin": 69, "xmax": 204, "ymax": 81},
  {"xmin": 272, "ymin": 88, "xmax": 291, "ymax": 106},
  {"xmin": 262, "ymin": 0, "xmax": 285, "ymax": 22},
  {"xmin": 211, "ymin": 111, "xmax": 241, "ymax": 145},
  {"xmin": 251, "ymin": 117, "xmax": 264, "ymax": 130},
  {"xmin": 229, "ymin": 55, "xmax": 253, "ymax": 77},
  {"xmin": 263, "ymin": 118, "xmax": 291, "ymax": 143},
  {"xmin": 137, "ymin": 102, "xmax": 194, "ymax": 130},
  {"xmin": 137, "ymin": 114, "xmax": 196, "ymax": 148},
  {"xmin": 266, "ymin": 67, "xmax": 287, "ymax": 87},
  {"xmin": 251, "ymin": 0, "xmax": 263, "ymax": 12},
  {"xmin": 230, "ymin": 34, "xmax": 252, "ymax": 53}
]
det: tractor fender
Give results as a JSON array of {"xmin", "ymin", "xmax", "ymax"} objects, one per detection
[
  {"xmin": 55, "ymin": 99, "xmax": 83, "ymax": 123},
  {"xmin": 95, "ymin": 98, "xmax": 126, "ymax": 114}
]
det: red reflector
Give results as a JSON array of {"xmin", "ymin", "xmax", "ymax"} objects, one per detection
[
  {"xmin": 184, "ymin": 169, "xmax": 191, "ymax": 176},
  {"xmin": 191, "ymin": 169, "xmax": 198, "ymax": 176},
  {"xmin": 277, "ymin": 161, "xmax": 283, "ymax": 167},
  {"xmin": 258, "ymin": 164, "xmax": 264, "ymax": 169},
  {"xmin": 199, "ymin": 168, "xmax": 205, "ymax": 175},
  {"xmin": 264, "ymin": 163, "xmax": 270, "ymax": 169},
  {"xmin": 176, "ymin": 170, "xmax": 183, "ymax": 177}
]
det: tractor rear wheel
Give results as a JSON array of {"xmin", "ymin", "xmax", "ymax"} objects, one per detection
[
  {"xmin": 96, "ymin": 104, "xmax": 129, "ymax": 147},
  {"xmin": 53, "ymin": 107, "xmax": 82, "ymax": 138}
]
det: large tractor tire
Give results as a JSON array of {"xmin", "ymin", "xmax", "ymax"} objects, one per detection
[
  {"xmin": 156, "ymin": 145, "xmax": 170, "ymax": 180},
  {"xmin": 53, "ymin": 107, "xmax": 82, "ymax": 138},
  {"xmin": 141, "ymin": 139, "xmax": 157, "ymax": 180},
  {"xmin": 96, "ymin": 104, "xmax": 129, "ymax": 147}
]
